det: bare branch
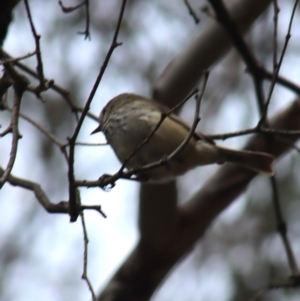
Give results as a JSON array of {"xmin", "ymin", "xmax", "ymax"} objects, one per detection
[
  {"xmin": 183, "ymin": 0, "xmax": 200, "ymax": 24},
  {"xmin": 258, "ymin": 0, "xmax": 299, "ymax": 126},
  {"xmin": 24, "ymin": 0, "xmax": 53, "ymax": 92},
  {"xmin": 80, "ymin": 209, "xmax": 97, "ymax": 301},
  {"xmin": 0, "ymin": 51, "xmax": 36, "ymax": 64},
  {"xmin": 0, "ymin": 86, "xmax": 23, "ymax": 187},
  {"xmin": 166, "ymin": 75, "xmax": 207, "ymax": 160},
  {"xmin": 270, "ymin": 176, "xmax": 300, "ymax": 275},
  {"xmin": 263, "ymin": 70, "xmax": 300, "ymax": 95},
  {"xmin": 58, "ymin": 0, "xmax": 91, "ymax": 39},
  {"xmin": 272, "ymin": 0, "xmax": 280, "ymax": 71},
  {"xmin": 67, "ymin": 0, "xmax": 127, "ymax": 222},
  {"xmin": 8, "ymin": 54, "xmax": 99, "ymax": 121},
  {"xmin": 207, "ymin": 127, "xmax": 300, "ymax": 140},
  {"xmin": 207, "ymin": 0, "xmax": 269, "ymax": 116},
  {"xmin": 80, "ymin": 205, "xmax": 107, "ymax": 218},
  {"xmin": 58, "ymin": 0, "xmax": 85, "ymax": 12},
  {"xmin": 0, "ymin": 166, "xmax": 70, "ymax": 213},
  {"xmin": 0, "ymin": 166, "xmax": 106, "ymax": 218},
  {"xmin": 77, "ymin": 0, "xmax": 91, "ymax": 39}
]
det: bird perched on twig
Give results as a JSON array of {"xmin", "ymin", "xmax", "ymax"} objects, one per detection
[{"xmin": 91, "ymin": 93, "xmax": 275, "ymax": 183}]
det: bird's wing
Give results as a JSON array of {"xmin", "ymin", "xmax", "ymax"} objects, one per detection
[
  {"xmin": 169, "ymin": 114, "xmax": 215, "ymax": 144},
  {"xmin": 155, "ymin": 102, "xmax": 215, "ymax": 145}
]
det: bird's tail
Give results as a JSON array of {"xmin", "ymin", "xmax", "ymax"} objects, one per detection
[{"xmin": 217, "ymin": 146, "xmax": 275, "ymax": 175}]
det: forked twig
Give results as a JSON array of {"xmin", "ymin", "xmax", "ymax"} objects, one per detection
[
  {"xmin": 1, "ymin": 50, "xmax": 100, "ymax": 122},
  {"xmin": 24, "ymin": 0, "xmax": 53, "ymax": 93},
  {"xmin": 58, "ymin": 0, "xmax": 85, "ymax": 12},
  {"xmin": 4, "ymin": 103, "xmax": 69, "ymax": 161},
  {"xmin": 67, "ymin": 0, "xmax": 127, "ymax": 221},
  {"xmin": 59, "ymin": 0, "xmax": 91, "ymax": 39},
  {"xmin": 258, "ymin": 0, "xmax": 299, "ymax": 127},
  {"xmin": 78, "ymin": 0, "xmax": 91, "ymax": 39},
  {"xmin": 0, "ymin": 166, "xmax": 105, "ymax": 217},
  {"xmin": 0, "ymin": 88, "xmax": 23, "ymax": 187}
]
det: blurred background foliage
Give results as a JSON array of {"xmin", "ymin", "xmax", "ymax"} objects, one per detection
[{"xmin": 0, "ymin": 0, "xmax": 300, "ymax": 300}]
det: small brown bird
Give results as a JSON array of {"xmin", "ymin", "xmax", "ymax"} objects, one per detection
[{"xmin": 92, "ymin": 93, "xmax": 275, "ymax": 183}]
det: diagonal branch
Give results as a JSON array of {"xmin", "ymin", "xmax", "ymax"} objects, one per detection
[{"xmin": 67, "ymin": 0, "xmax": 127, "ymax": 222}]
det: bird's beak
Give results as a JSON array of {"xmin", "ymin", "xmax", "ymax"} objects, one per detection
[{"xmin": 90, "ymin": 124, "xmax": 102, "ymax": 135}]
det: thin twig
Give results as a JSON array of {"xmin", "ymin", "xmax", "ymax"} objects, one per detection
[
  {"xmin": 0, "ymin": 165, "xmax": 104, "ymax": 215},
  {"xmin": 80, "ymin": 205, "xmax": 107, "ymax": 218},
  {"xmin": 270, "ymin": 176, "xmax": 300, "ymax": 275},
  {"xmin": 59, "ymin": 0, "xmax": 91, "ymax": 39},
  {"xmin": 80, "ymin": 210, "xmax": 97, "ymax": 301},
  {"xmin": 183, "ymin": 0, "xmax": 200, "ymax": 24},
  {"xmin": 24, "ymin": 0, "xmax": 50, "ymax": 91},
  {"xmin": 0, "ymin": 88, "xmax": 23, "ymax": 187},
  {"xmin": 2, "ymin": 101, "xmax": 69, "ymax": 162},
  {"xmin": 0, "ymin": 51, "xmax": 37, "ymax": 65},
  {"xmin": 22, "ymin": 113, "xmax": 69, "ymax": 160},
  {"xmin": 207, "ymin": 127, "xmax": 300, "ymax": 140},
  {"xmin": 78, "ymin": 0, "xmax": 91, "ymax": 39},
  {"xmin": 272, "ymin": 0, "xmax": 280, "ymax": 71},
  {"xmin": 0, "ymin": 51, "xmax": 31, "ymax": 187},
  {"xmin": 2, "ymin": 50, "xmax": 98, "ymax": 122},
  {"xmin": 263, "ymin": 70, "xmax": 300, "ymax": 95},
  {"xmin": 253, "ymin": 77, "xmax": 265, "ymax": 115},
  {"xmin": 207, "ymin": 0, "xmax": 265, "ymax": 111},
  {"xmin": 68, "ymin": 0, "xmax": 127, "ymax": 221},
  {"xmin": 167, "ymin": 74, "xmax": 208, "ymax": 160},
  {"xmin": 13, "ymin": 55, "xmax": 70, "ymax": 96},
  {"xmin": 0, "ymin": 166, "xmax": 69, "ymax": 212},
  {"xmin": 258, "ymin": 0, "xmax": 299, "ymax": 127},
  {"xmin": 58, "ymin": 0, "xmax": 85, "ymax": 13}
]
